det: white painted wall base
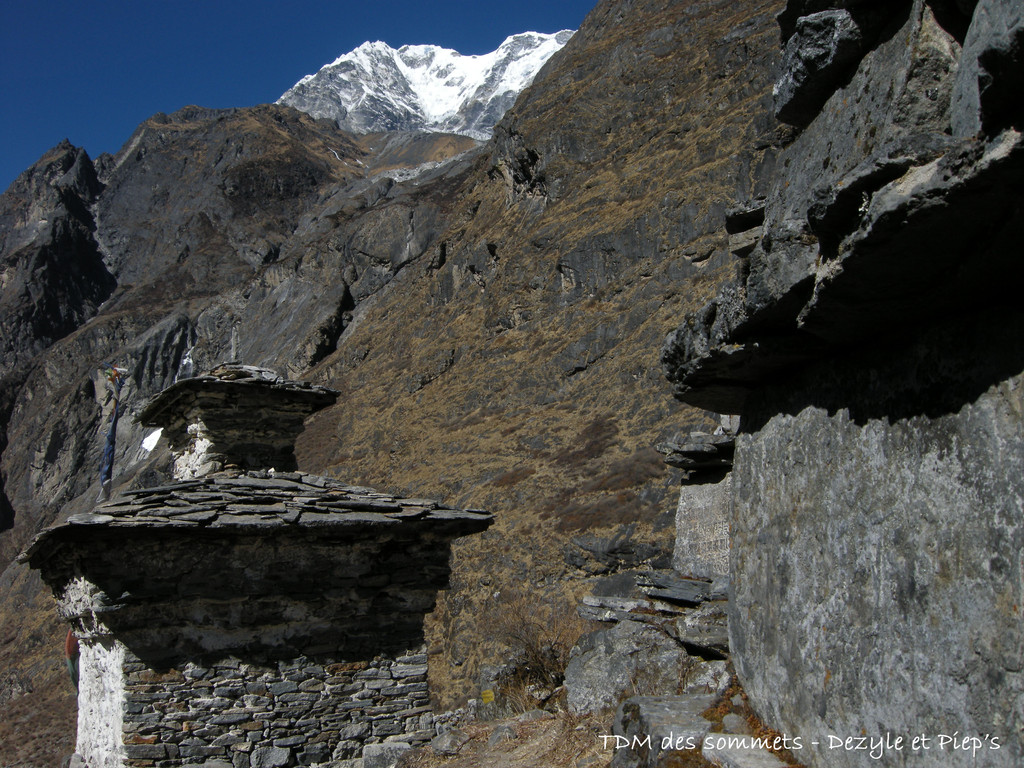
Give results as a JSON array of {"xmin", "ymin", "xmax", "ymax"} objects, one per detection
[{"xmin": 76, "ymin": 637, "xmax": 126, "ymax": 768}]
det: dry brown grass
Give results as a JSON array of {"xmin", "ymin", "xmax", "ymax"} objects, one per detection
[
  {"xmin": 0, "ymin": 569, "xmax": 77, "ymax": 767},
  {"xmin": 659, "ymin": 749, "xmax": 717, "ymax": 768},
  {"xmin": 0, "ymin": 686, "xmax": 77, "ymax": 767},
  {"xmin": 551, "ymin": 415, "xmax": 619, "ymax": 468},
  {"xmin": 580, "ymin": 447, "xmax": 665, "ymax": 494},
  {"xmin": 701, "ymin": 676, "xmax": 809, "ymax": 768},
  {"xmin": 484, "ymin": 587, "xmax": 592, "ymax": 716},
  {"xmin": 490, "ymin": 466, "xmax": 536, "ymax": 488}
]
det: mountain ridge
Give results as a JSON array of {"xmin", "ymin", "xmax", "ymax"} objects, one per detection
[{"xmin": 277, "ymin": 30, "xmax": 574, "ymax": 139}]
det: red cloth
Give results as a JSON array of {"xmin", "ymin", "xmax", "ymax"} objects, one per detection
[{"xmin": 64, "ymin": 629, "xmax": 79, "ymax": 660}]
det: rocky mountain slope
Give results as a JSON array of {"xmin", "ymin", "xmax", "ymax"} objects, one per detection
[
  {"xmin": 278, "ymin": 31, "xmax": 574, "ymax": 139},
  {"xmin": 1, "ymin": 0, "xmax": 788, "ymax": 764}
]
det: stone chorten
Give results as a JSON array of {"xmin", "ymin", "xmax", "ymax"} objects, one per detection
[
  {"xmin": 136, "ymin": 364, "xmax": 339, "ymax": 479},
  {"xmin": 19, "ymin": 365, "xmax": 492, "ymax": 768}
]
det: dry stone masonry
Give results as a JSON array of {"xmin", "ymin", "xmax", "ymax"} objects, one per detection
[
  {"xmin": 112, "ymin": 651, "xmax": 433, "ymax": 766},
  {"xmin": 135, "ymin": 364, "xmax": 339, "ymax": 479},
  {"xmin": 19, "ymin": 365, "xmax": 492, "ymax": 768}
]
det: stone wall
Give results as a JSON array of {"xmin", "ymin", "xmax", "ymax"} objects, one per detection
[
  {"xmin": 57, "ymin": 526, "xmax": 453, "ymax": 768},
  {"xmin": 660, "ymin": 1, "xmax": 1024, "ymax": 764},
  {"xmin": 729, "ymin": 308, "xmax": 1024, "ymax": 767},
  {"xmin": 117, "ymin": 647, "xmax": 432, "ymax": 768}
]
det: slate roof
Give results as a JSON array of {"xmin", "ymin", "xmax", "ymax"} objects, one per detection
[
  {"xmin": 135, "ymin": 364, "xmax": 338, "ymax": 428},
  {"xmin": 18, "ymin": 469, "xmax": 492, "ymax": 566}
]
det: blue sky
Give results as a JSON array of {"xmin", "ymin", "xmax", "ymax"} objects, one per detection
[{"xmin": 0, "ymin": 0, "xmax": 596, "ymax": 192}]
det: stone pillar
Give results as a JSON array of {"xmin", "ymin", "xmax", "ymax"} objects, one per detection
[
  {"xmin": 660, "ymin": 415, "xmax": 737, "ymax": 581},
  {"xmin": 674, "ymin": 473, "xmax": 731, "ymax": 581}
]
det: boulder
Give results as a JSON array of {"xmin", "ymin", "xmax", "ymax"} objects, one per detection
[
  {"xmin": 486, "ymin": 724, "xmax": 517, "ymax": 747},
  {"xmin": 362, "ymin": 742, "xmax": 412, "ymax": 768},
  {"xmin": 610, "ymin": 694, "xmax": 716, "ymax": 768},
  {"xmin": 430, "ymin": 728, "xmax": 470, "ymax": 756},
  {"xmin": 951, "ymin": 0, "xmax": 1024, "ymax": 136},
  {"xmin": 565, "ymin": 620, "xmax": 693, "ymax": 714}
]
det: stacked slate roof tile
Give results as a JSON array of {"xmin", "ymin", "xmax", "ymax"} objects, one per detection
[{"xmin": 19, "ymin": 469, "xmax": 491, "ymax": 565}]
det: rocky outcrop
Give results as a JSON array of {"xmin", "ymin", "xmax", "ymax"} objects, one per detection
[
  {"xmin": 661, "ymin": 0, "xmax": 1022, "ymax": 412},
  {"xmin": 0, "ymin": 141, "xmax": 113, "ymax": 380},
  {"xmin": 0, "ymin": 142, "xmax": 115, "ymax": 539},
  {"xmin": 950, "ymin": 0, "xmax": 1024, "ymax": 137},
  {"xmin": 774, "ymin": 4, "xmax": 907, "ymax": 127},
  {"xmin": 663, "ymin": 1, "xmax": 1023, "ymax": 765}
]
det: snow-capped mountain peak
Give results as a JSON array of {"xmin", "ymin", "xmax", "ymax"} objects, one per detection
[{"xmin": 278, "ymin": 30, "xmax": 574, "ymax": 140}]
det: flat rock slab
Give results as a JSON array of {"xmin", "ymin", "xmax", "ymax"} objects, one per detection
[
  {"xmin": 702, "ymin": 739, "xmax": 788, "ymax": 768},
  {"xmin": 612, "ymin": 694, "xmax": 716, "ymax": 768},
  {"xmin": 669, "ymin": 600, "xmax": 730, "ymax": 656},
  {"xmin": 641, "ymin": 574, "xmax": 718, "ymax": 606},
  {"xmin": 363, "ymin": 741, "xmax": 411, "ymax": 768}
]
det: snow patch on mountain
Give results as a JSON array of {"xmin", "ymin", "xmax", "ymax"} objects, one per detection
[{"xmin": 278, "ymin": 31, "xmax": 574, "ymax": 139}]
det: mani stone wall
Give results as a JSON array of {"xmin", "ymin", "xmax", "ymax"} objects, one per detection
[
  {"xmin": 672, "ymin": 475, "xmax": 730, "ymax": 581},
  {"xmin": 730, "ymin": 308, "xmax": 1024, "ymax": 768},
  {"xmin": 661, "ymin": 1, "xmax": 1024, "ymax": 764}
]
